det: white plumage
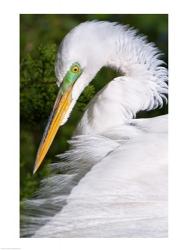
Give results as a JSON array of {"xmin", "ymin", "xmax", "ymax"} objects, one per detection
[{"xmin": 21, "ymin": 21, "xmax": 168, "ymax": 238}]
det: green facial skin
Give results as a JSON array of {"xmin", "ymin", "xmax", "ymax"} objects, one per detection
[{"xmin": 60, "ymin": 63, "xmax": 82, "ymax": 94}]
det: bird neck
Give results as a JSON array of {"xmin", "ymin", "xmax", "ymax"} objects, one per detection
[
  {"xmin": 104, "ymin": 28, "xmax": 168, "ymax": 114},
  {"xmin": 76, "ymin": 26, "xmax": 168, "ymax": 135},
  {"xmin": 105, "ymin": 27, "xmax": 168, "ymax": 108},
  {"xmin": 76, "ymin": 74, "xmax": 162, "ymax": 135}
]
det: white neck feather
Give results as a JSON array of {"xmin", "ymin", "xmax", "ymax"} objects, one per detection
[
  {"xmin": 106, "ymin": 24, "xmax": 168, "ymax": 111},
  {"xmin": 76, "ymin": 24, "xmax": 168, "ymax": 135}
]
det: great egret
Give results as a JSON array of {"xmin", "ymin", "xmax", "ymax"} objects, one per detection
[{"xmin": 21, "ymin": 21, "xmax": 168, "ymax": 238}]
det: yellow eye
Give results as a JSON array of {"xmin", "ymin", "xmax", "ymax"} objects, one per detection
[{"xmin": 71, "ymin": 65, "xmax": 80, "ymax": 73}]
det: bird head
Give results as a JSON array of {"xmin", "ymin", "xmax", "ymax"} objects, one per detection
[{"xmin": 33, "ymin": 21, "xmax": 111, "ymax": 173}]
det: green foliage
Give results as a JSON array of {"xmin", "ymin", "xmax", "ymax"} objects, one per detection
[
  {"xmin": 77, "ymin": 85, "xmax": 96, "ymax": 112},
  {"xmin": 20, "ymin": 118, "xmax": 53, "ymax": 200},
  {"xmin": 20, "ymin": 44, "xmax": 57, "ymax": 124}
]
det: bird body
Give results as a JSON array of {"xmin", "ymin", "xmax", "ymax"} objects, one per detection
[
  {"xmin": 32, "ymin": 115, "xmax": 168, "ymax": 237},
  {"xmin": 21, "ymin": 21, "xmax": 168, "ymax": 238}
]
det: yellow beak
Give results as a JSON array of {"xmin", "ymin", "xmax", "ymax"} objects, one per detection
[{"xmin": 33, "ymin": 86, "xmax": 73, "ymax": 174}]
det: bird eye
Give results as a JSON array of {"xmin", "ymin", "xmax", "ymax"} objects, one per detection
[{"xmin": 71, "ymin": 65, "xmax": 80, "ymax": 73}]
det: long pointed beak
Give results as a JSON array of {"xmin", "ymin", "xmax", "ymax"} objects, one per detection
[{"xmin": 33, "ymin": 86, "xmax": 73, "ymax": 174}]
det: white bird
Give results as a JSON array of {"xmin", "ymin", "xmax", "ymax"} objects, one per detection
[{"xmin": 21, "ymin": 21, "xmax": 168, "ymax": 238}]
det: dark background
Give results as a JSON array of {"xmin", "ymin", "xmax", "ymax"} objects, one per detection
[{"xmin": 20, "ymin": 14, "xmax": 168, "ymax": 202}]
